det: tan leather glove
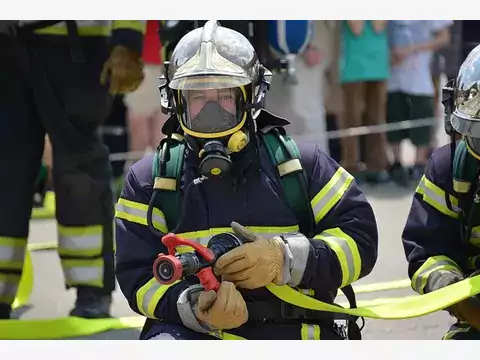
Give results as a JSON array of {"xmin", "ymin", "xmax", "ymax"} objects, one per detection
[
  {"xmin": 100, "ymin": 45, "xmax": 144, "ymax": 95},
  {"xmin": 194, "ymin": 281, "xmax": 248, "ymax": 330},
  {"xmin": 449, "ymin": 299, "xmax": 480, "ymax": 331},
  {"xmin": 214, "ymin": 221, "xmax": 285, "ymax": 289}
]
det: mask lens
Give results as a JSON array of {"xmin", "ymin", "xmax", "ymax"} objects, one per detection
[{"xmin": 181, "ymin": 87, "xmax": 244, "ymax": 135}]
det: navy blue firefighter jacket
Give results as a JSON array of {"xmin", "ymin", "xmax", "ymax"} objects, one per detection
[
  {"xmin": 403, "ymin": 144, "xmax": 480, "ymax": 296},
  {"xmin": 114, "ymin": 125, "xmax": 379, "ymax": 340}
]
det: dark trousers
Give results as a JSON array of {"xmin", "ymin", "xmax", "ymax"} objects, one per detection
[
  {"xmin": 0, "ymin": 33, "xmax": 115, "ymax": 308},
  {"xmin": 102, "ymin": 95, "xmax": 128, "ymax": 179}
]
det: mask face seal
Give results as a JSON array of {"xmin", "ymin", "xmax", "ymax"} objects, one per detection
[{"xmin": 179, "ymin": 86, "xmax": 250, "ymax": 178}]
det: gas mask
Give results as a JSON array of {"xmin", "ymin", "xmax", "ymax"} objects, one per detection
[{"xmin": 179, "ymin": 87, "xmax": 249, "ymax": 178}]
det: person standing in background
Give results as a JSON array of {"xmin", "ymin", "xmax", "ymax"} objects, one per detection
[
  {"xmin": 338, "ymin": 20, "xmax": 390, "ymax": 184},
  {"xmin": 265, "ymin": 20, "xmax": 327, "ymax": 154},
  {"xmin": 124, "ymin": 20, "xmax": 167, "ymax": 161},
  {"xmin": 386, "ymin": 20, "xmax": 453, "ymax": 187},
  {"xmin": 322, "ymin": 20, "xmax": 343, "ymax": 163}
]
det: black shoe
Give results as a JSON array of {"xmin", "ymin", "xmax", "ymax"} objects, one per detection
[
  {"xmin": 389, "ymin": 162, "xmax": 410, "ymax": 187},
  {"xmin": 69, "ymin": 288, "xmax": 112, "ymax": 319},
  {"xmin": 0, "ymin": 303, "xmax": 11, "ymax": 319}
]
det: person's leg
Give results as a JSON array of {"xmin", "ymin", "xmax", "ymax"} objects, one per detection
[
  {"xmin": 102, "ymin": 95, "xmax": 129, "ymax": 198},
  {"xmin": 124, "ymin": 64, "xmax": 159, "ymax": 155},
  {"xmin": 339, "ymin": 81, "xmax": 364, "ymax": 175},
  {"xmin": 34, "ymin": 35, "xmax": 115, "ymax": 318},
  {"xmin": 386, "ymin": 91, "xmax": 410, "ymax": 187},
  {"xmin": 143, "ymin": 64, "xmax": 167, "ymax": 150},
  {"xmin": 0, "ymin": 35, "xmax": 45, "ymax": 319},
  {"xmin": 363, "ymin": 80, "xmax": 389, "ymax": 183},
  {"xmin": 408, "ymin": 94, "xmax": 435, "ymax": 182},
  {"xmin": 325, "ymin": 112, "xmax": 342, "ymax": 163}
]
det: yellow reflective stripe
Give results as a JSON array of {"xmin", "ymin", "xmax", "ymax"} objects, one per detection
[
  {"xmin": 57, "ymin": 224, "xmax": 103, "ymax": 257},
  {"xmin": 415, "ymin": 175, "xmax": 460, "ymax": 219},
  {"xmin": 470, "ymin": 226, "xmax": 480, "ymax": 247},
  {"xmin": 61, "ymin": 258, "xmax": 104, "ymax": 288},
  {"xmin": 442, "ymin": 322, "xmax": 472, "ymax": 340},
  {"xmin": 411, "ymin": 255, "xmax": 462, "ymax": 294},
  {"xmin": 310, "ymin": 167, "xmax": 354, "ymax": 224},
  {"xmin": 314, "ymin": 228, "xmax": 361, "ymax": 287},
  {"xmin": 112, "ymin": 20, "xmax": 146, "ymax": 33},
  {"xmin": 301, "ymin": 323, "xmax": 321, "ymax": 340},
  {"xmin": 0, "ymin": 273, "xmax": 21, "ymax": 304},
  {"xmin": 115, "ymin": 198, "xmax": 168, "ymax": 233},
  {"xmin": 136, "ymin": 278, "xmax": 180, "ymax": 319},
  {"xmin": 175, "ymin": 225, "xmax": 299, "ymax": 253},
  {"xmin": 0, "ymin": 237, "xmax": 26, "ymax": 271}
]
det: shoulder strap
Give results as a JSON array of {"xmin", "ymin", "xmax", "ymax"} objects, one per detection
[
  {"xmin": 259, "ymin": 127, "xmax": 362, "ymax": 336},
  {"xmin": 258, "ymin": 127, "xmax": 315, "ymax": 237},
  {"xmin": 452, "ymin": 139, "xmax": 478, "ymax": 195},
  {"xmin": 452, "ymin": 138, "xmax": 480, "ymax": 244},
  {"xmin": 151, "ymin": 134, "xmax": 186, "ymax": 231}
]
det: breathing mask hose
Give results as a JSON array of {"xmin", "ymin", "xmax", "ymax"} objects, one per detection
[
  {"xmin": 147, "ymin": 175, "xmax": 207, "ymax": 238},
  {"xmin": 147, "ymin": 190, "xmax": 164, "ymax": 239}
]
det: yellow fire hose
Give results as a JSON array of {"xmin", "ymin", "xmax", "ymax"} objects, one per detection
[
  {"xmin": 3, "ymin": 242, "xmax": 480, "ymax": 339},
  {"xmin": 13, "ymin": 192, "xmax": 478, "ymax": 339}
]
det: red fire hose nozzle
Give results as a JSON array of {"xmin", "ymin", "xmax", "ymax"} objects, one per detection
[{"xmin": 153, "ymin": 233, "xmax": 220, "ymax": 291}]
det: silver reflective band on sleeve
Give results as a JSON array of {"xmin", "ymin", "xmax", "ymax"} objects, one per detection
[
  {"xmin": 115, "ymin": 198, "xmax": 168, "ymax": 233},
  {"xmin": 310, "ymin": 167, "xmax": 354, "ymax": 224},
  {"xmin": 177, "ymin": 284, "xmax": 212, "ymax": 334},
  {"xmin": 58, "ymin": 225, "xmax": 103, "ymax": 258},
  {"xmin": 281, "ymin": 233, "xmax": 310, "ymax": 287},
  {"xmin": 301, "ymin": 323, "xmax": 321, "ymax": 340},
  {"xmin": 0, "ymin": 274, "xmax": 21, "ymax": 304},
  {"xmin": 411, "ymin": 255, "xmax": 462, "ymax": 295},
  {"xmin": 0, "ymin": 237, "xmax": 26, "ymax": 271},
  {"xmin": 61, "ymin": 258, "xmax": 104, "ymax": 288},
  {"xmin": 314, "ymin": 228, "xmax": 361, "ymax": 288}
]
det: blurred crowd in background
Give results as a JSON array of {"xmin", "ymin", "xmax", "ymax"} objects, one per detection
[{"xmin": 93, "ymin": 20, "xmax": 475, "ymax": 196}]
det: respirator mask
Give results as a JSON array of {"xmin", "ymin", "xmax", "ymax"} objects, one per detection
[{"xmin": 178, "ymin": 86, "xmax": 249, "ymax": 178}]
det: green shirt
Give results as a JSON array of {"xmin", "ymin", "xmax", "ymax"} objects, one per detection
[{"xmin": 340, "ymin": 20, "xmax": 390, "ymax": 83}]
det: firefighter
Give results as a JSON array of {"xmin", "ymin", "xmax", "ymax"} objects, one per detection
[
  {"xmin": 0, "ymin": 20, "xmax": 145, "ymax": 319},
  {"xmin": 402, "ymin": 44, "xmax": 480, "ymax": 340},
  {"xmin": 114, "ymin": 20, "xmax": 378, "ymax": 340}
]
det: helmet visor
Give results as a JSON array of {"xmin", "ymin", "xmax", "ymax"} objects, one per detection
[
  {"xmin": 451, "ymin": 112, "xmax": 480, "ymax": 138},
  {"xmin": 180, "ymin": 87, "xmax": 246, "ymax": 136}
]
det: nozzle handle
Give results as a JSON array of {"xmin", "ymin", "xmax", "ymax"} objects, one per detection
[
  {"xmin": 196, "ymin": 267, "xmax": 220, "ymax": 292},
  {"xmin": 162, "ymin": 233, "xmax": 215, "ymax": 262}
]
